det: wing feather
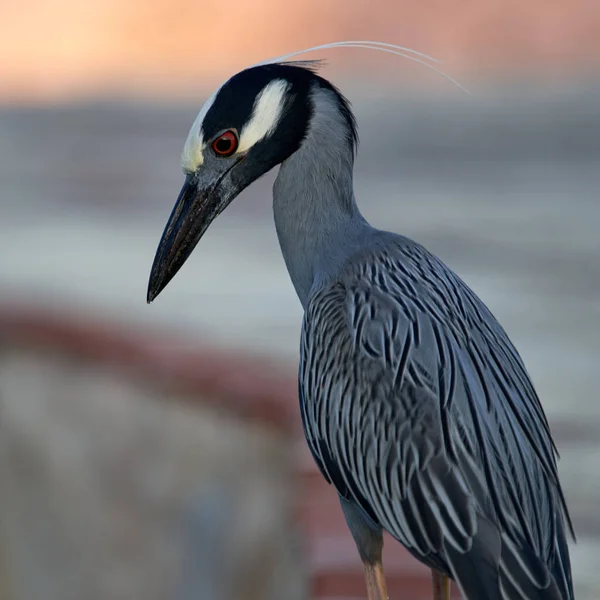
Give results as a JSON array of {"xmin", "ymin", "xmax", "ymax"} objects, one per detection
[{"xmin": 299, "ymin": 235, "xmax": 574, "ymax": 599}]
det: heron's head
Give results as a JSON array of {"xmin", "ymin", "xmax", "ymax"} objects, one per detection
[{"xmin": 146, "ymin": 61, "xmax": 356, "ymax": 302}]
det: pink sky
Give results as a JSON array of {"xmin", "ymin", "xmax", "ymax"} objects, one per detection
[{"xmin": 2, "ymin": 0, "xmax": 599, "ymax": 102}]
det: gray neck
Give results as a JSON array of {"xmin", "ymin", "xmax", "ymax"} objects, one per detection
[{"xmin": 273, "ymin": 86, "xmax": 371, "ymax": 307}]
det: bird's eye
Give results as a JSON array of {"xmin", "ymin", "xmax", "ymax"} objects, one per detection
[{"xmin": 211, "ymin": 130, "xmax": 238, "ymax": 157}]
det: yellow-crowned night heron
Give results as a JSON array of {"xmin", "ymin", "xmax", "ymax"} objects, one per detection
[{"xmin": 147, "ymin": 43, "xmax": 575, "ymax": 600}]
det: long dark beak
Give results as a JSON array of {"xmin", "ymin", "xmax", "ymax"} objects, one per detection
[{"xmin": 147, "ymin": 173, "xmax": 224, "ymax": 303}]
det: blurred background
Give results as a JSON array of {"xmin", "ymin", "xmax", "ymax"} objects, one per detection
[{"xmin": 0, "ymin": 1, "xmax": 599, "ymax": 599}]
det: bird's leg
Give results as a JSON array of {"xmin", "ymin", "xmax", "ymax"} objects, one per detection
[
  {"xmin": 338, "ymin": 495, "xmax": 389, "ymax": 600},
  {"xmin": 364, "ymin": 559, "xmax": 389, "ymax": 600},
  {"xmin": 431, "ymin": 569, "xmax": 451, "ymax": 600}
]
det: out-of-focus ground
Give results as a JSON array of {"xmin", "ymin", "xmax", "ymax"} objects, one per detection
[{"xmin": 1, "ymin": 1, "xmax": 599, "ymax": 598}]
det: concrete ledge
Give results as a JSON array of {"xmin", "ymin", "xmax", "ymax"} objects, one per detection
[{"xmin": 0, "ymin": 306, "xmax": 306, "ymax": 600}]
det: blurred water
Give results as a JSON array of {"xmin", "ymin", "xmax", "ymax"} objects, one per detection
[{"xmin": 1, "ymin": 82, "xmax": 599, "ymax": 595}]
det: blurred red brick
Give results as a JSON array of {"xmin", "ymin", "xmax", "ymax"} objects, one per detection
[{"xmin": 0, "ymin": 303, "xmax": 299, "ymax": 432}]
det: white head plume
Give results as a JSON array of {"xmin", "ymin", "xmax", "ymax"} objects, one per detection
[{"xmin": 253, "ymin": 40, "xmax": 470, "ymax": 96}]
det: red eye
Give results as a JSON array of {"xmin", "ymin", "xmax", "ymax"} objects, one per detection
[{"xmin": 211, "ymin": 130, "xmax": 238, "ymax": 156}]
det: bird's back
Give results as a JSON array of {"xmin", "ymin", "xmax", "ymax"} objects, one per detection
[{"xmin": 299, "ymin": 229, "xmax": 575, "ymax": 599}]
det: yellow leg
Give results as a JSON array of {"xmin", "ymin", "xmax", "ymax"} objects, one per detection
[
  {"xmin": 364, "ymin": 560, "xmax": 389, "ymax": 600},
  {"xmin": 432, "ymin": 569, "xmax": 451, "ymax": 600}
]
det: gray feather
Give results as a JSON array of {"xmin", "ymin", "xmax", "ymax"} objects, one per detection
[{"xmin": 298, "ymin": 235, "xmax": 574, "ymax": 599}]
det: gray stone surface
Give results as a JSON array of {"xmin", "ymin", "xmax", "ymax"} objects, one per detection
[
  {"xmin": 0, "ymin": 81, "xmax": 598, "ymax": 597},
  {"xmin": 0, "ymin": 349, "xmax": 305, "ymax": 600}
]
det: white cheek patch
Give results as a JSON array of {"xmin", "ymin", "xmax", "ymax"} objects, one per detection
[
  {"xmin": 180, "ymin": 77, "xmax": 290, "ymax": 173},
  {"xmin": 180, "ymin": 87, "xmax": 219, "ymax": 173},
  {"xmin": 237, "ymin": 79, "xmax": 291, "ymax": 153}
]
